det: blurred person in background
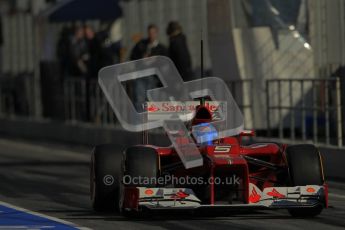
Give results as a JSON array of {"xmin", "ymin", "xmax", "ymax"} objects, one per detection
[
  {"xmin": 107, "ymin": 19, "xmax": 123, "ymax": 64},
  {"xmin": 130, "ymin": 24, "xmax": 167, "ymax": 111},
  {"xmin": 0, "ymin": 14, "xmax": 3, "ymax": 76},
  {"xmin": 94, "ymin": 22, "xmax": 121, "ymax": 69},
  {"xmin": 84, "ymin": 25, "xmax": 101, "ymax": 79},
  {"xmin": 166, "ymin": 21, "xmax": 193, "ymax": 81},
  {"xmin": 71, "ymin": 26, "xmax": 89, "ymax": 77},
  {"xmin": 84, "ymin": 25, "xmax": 105, "ymax": 122},
  {"xmin": 56, "ymin": 26, "xmax": 74, "ymax": 80},
  {"xmin": 130, "ymin": 24, "xmax": 167, "ymax": 60},
  {"xmin": 69, "ymin": 26, "xmax": 90, "ymax": 121}
]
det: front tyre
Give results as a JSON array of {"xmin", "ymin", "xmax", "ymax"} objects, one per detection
[
  {"xmin": 285, "ymin": 144, "xmax": 324, "ymax": 217},
  {"xmin": 123, "ymin": 146, "xmax": 159, "ymax": 187},
  {"xmin": 90, "ymin": 144, "xmax": 123, "ymax": 212},
  {"xmin": 119, "ymin": 146, "xmax": 159, "ymax": 216}
]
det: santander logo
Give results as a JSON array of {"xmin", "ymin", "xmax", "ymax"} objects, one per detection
[
  {"xmin": 249, "ymin": 187, "xmax": 261, "ymax": 203},
  {"xmin": 147, "ymin": 104, "xmax": 160, "ymax": 112},
  {"xmin": 266, "ymin": 188, "xmax": 285, "ymax": 198},
  {"xmin": 170, "ymin": 191, "xmax": 189, "ymax": 199},
  {"xmin": 147, "ymin": 101, "xmax": 224, "ymax": 112}
]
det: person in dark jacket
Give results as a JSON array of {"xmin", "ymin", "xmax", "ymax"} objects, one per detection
[
  {"xmin": 166, "ymin": 21, "xmax": 193, "ymax": 81},
  {"xmin": 84, "ymin": 25, "xmax": 102, "ymax": 79},
  {"xmin": 130, "ymin": 24, "xmax": 167, "ymax": 111},
  {"xmin": 130, "ymin": 24, "xmax": 167, "ymax": 60},
  {"xmin": 95, "ymin": 22, "xmax": 121, "ymax": 69},
  {"xmin": 0, "ymin": 15, "xmax": 3, "ymax": 76},
  {"xmin": 57, "ymin": 26, "xmax": 74, "ymax": 79},
  {"xmin": 71, "ymin": 26, "xmax": 89, "ymax": 77},
  {"xmin": 0, "ymin": 16, "xmax": 3, "ymax": 47}
]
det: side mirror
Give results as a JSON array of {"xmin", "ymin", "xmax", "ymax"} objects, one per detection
[
  {"xmin": 239, "ymin": 130, "xmax": 255, "ymax": 137},
  {"xmin": 239, "ymin": 130, "xmax": 255, "ymax": 146}
]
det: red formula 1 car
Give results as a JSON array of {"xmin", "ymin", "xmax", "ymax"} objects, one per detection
[{"xmin": 90, "ymin": 105, "xmax": 327, "ymax": 217}]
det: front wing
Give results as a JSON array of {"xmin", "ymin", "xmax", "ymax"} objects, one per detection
[{"xmin": 122, "ymin": 183, "xmax": 327, "ymax": 212}]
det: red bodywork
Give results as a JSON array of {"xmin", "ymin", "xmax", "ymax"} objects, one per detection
[
  {"xmin": 149, "ymin": 133, "xmax": 286, "ymax": 205},
  {"xmin": 122, "ymin": 105, "xmax": 327, "ymax": 210}
]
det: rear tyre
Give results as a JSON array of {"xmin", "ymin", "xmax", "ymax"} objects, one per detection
[
  {"xmin": 285, "ymin": 144, "xmax": 324, "ymax": 217},
  {"xmin": 90, "ymin": 144, "xmax": 123, "ymax": 212}
]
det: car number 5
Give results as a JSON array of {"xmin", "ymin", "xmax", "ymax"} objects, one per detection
[{"xmin": 214, "ymin": 146, "xmax": 231, "ymax": 153}]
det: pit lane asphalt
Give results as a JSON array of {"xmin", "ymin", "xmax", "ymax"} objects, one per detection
[{"xmin": 0, "ymin": 138, "xmax": 344, "ymax": 230}]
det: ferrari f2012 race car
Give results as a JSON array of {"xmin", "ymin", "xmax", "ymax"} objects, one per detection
[
  {"xmin": 91, "ymin": 56, "xmax": 326, "ymax": 217},
  {"xmin": 90, "ymin": 104, "xmax": 327, "ymax": 217}
]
